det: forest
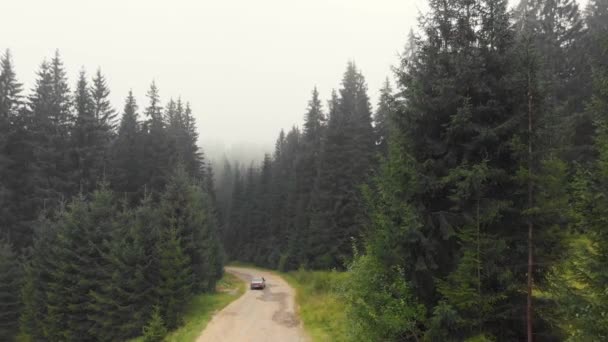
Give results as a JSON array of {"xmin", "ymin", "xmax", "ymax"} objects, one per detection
[
  {"xmin": 0, "ymin": 51, "xmax": 223, "ymax": 340},
  {"xmin": 0, "ymin": 0, "xmax": 607, "ymax": 340},
  {"xmin": 216, "ymin": 0, "xmax": 608, "ymax": 340}
]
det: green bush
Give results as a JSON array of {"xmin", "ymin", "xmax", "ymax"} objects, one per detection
[
  {"xmin": 344, "ymin": 254, "xmax": 426, "ymax": 342},
  {"xmin": 284, "ymin": 269, "xmax": 348, "ymax": 341},
  {"xmin": 142, "ymin": 307, "xmax": 167, "ymax": 342}
]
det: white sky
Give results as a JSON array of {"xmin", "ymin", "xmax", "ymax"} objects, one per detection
[
  {"xmin": 2, "ymin": 0, "xmax": 428, "ymax": 148},
  {"xmin": 0, "ymin": 0, "xmax": 592, "ymax": 149}
]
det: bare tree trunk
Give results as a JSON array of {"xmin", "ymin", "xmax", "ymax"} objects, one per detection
[
  {"xmin": 477, "ymin": 197, "xmax": 482, "ymax": 333},
  {"xmin": 527, "ymin": 65, "xmax": 534, "ymax": 342}
]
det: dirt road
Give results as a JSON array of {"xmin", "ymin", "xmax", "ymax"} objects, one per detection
[{"xmin": 196, "ymin": 266, "xmax": 309, "ymax": 342}]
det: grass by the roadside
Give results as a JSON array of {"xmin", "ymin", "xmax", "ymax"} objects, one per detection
[
  {"xmin": 228, "ymin": 262, "xmax": 349, "ymax": 342},
  {"xmin": 283, "ymin": 269, "xmax": 349, "ymax": 342},
  {"xmin": 130, "ymin": 271, "xmax": 245, "ymax": 342}
]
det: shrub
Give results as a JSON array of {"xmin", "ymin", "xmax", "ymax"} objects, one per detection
[{"xmin": 142, "ymin": 306, "xmax": 167, "ymax": 342}]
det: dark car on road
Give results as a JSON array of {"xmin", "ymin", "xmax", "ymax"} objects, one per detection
[{"xmin": 250, "ymin": 277, "xmax": 266, "ymax": 290}]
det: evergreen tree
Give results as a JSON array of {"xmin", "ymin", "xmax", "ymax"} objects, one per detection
[
  {"xmin": 71, "ymin": 69, "xmax": 96, "ymax": 193},
  {"xmin": 345, "ymin": 121, "xmax": 426, "ymax": 341},
  {"xmin": 374, "ymin": 78, "xmax": 394, "ymax": 155},
  {"xmin": 141, "ymin": 81, "xmax": 169, "ymax": 196},
  {"xmin": 0, "ymin": 49, "xmax": 23, "ymax": 243},
  {"xmin": 110, "ymin": 90, "xmax": 143, "ymax": 203},
  {"xmin": 88, "ymin": 198, "xmax": 159, "ymax": 341},
  {"xmin": 28, "ymin": 51, "xmax": 74, "ymax": 207},
  {"xmin": 42, "ymin": 187, "xmax": 114, "ymax": 341},
  {"xmin": 285, "ymin": 88, "xmax": 325, "ymax": 270},
  {"xmin": 156, "ymin": 226, "xmax": 192, "ymax": 329},
  {"xmin": 159, "ymin": 165, "xmax": 222, "ymax": 292},
  {"xmin": 89, "ymin": 69, "xmax": 116, "ymax": 179},
  {"xmin": 0, "ymin": 49, "xmax": 22, "ymax": 119},
  {"xmin": 0, "ymin": 240, "xmax": 21, "ymax": 340},
  {"xmin": 142, "ymin": 306, "xmax": 167, "ymax": 342},
  {"xmin": 166, "ymin": 99, "xmax": 204, "ymax": 180},
  {"xmin": 550, "ymin": 22, "xmax": 608, "ymax": 340},
  {"xmin": 18, "ymin": 214, "xmax": 58, "ymax": 340},
  {"xmin": 308, "ymin": 62, "xmax": 375, "ymax": 269},
  {"xmin": 216, "ymin": 157, "xmax": 235, "ymax": 227}
]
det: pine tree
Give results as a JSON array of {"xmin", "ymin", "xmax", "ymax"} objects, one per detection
[
  {"xmin": 166, "ymin": 99, "xmax": 204, "ymax": 180},
  {"xmin": 224, "ymin": 166, "xmax": 244, "ymax": 259},
  {"xmin": 90, "ymin": 197, "xmax": 161, "ymax": 340},
  {"xmin": 141, "ymin": 81, "xmax": 169, "ymax": 196},
  {"xmin": 28, "ymin": 51, "xmax": 74, "ymax": 207},
  {"xmin": 142, "ymin": 306, "xmax": 167, "ymax": 342},
  {"xmin": 551, "ymin": 23, "xmax": 608, "ymax": 340},
  {"xmin": 308, "ymin": 63, "xmax": 375, "ymax": 269},
  {"xmin": 374, "ymin": 78, "xmax": 394, "ymax": 155},
  {"xmin": 71, "ymin": 69, "xmax": 97, "ymax": 193},
  {"xmin": 156, "ymin": 226, "xmax": 192, "ymax": 329},
  {"xmin": 217, "ymin": 157, "xmax": 235, "ymax": 227},
  {"xmin": 89, "ymin": 69, "xmax": 116, "ymax": 179},
  {"xmin": 159, "ymin": 165, "xmax": 222, "ymax": 292},
  {"xmin": 0, "ymin": 49, "xmax": 22, "ymax": 119},
  {"xmin": 110, "ymin": 90, "xmax": 143, "ymax": 203},
  {"xmin": 285, "ymin": 88, "xmax": 325, "ymax": 270},
  {"xmin": 0, "ymin": 239, "xmax": 21, "ymax": 340},
  {"xmin": 18, "ymin": 214, "xmax": 58, "ymax": 340},
  {"xmin": 41, "ymin": 187, "xmax": 114, "ymax": 341},
  {"xmin": 0, "ymin": 49, "xmax": 23, "ymax": 243},
  {"xmin": 345, "ymin": 118, "xmax": 426, "ymax": 341}
]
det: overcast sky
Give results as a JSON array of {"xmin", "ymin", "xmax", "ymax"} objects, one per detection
[{"xmin": 2, "ymin": 0, "xmax": 429, "ymax": 149}]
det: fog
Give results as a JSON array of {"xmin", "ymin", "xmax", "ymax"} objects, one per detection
[{"xmin": 2, "ymin": 0, "xmax": 427, "ymax": 156}]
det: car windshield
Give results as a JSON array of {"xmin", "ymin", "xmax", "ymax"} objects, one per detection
[{"xmin": 252, "ymin": 277, "xmax": 263, "ymax": 282}]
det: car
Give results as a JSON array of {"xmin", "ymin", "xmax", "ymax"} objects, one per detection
[{"xmin": 250, "ymin": 276, "xmax": 266, "ymax": 290}]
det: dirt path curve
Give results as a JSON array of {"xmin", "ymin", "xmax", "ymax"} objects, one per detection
[{"xmin": 196, "ymin": 266, "xmax": 309, "ymax": 342}]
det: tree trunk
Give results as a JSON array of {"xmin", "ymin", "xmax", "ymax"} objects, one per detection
[{"xmin": 527, "ymin": 64, "xmax": 534, "ymax": 342}]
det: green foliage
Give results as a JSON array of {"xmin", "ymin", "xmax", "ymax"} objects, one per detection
[
  {"xmin": 163, "ymin": 272, "xmax": 245, "ymax": 342},
  {"xmin": 110, "ymin": 90, "xmax": 143, "ymax": 203},
  {"xmin": 308, "ymin": 63, "xmax": 375, "ymax": 269},
  {"xmin": 0, "ymin": 240, "xmax": 21, "ymax": 340},
  {"xmin": 89, "ymin": 197, "xmax": 159, "ymax": 341},
  {"xmin": 1, "ymin": 50, "xmax": 220, "ymax": 341},
  {"xmin": 156, "ymin": 226, "xmax": 193, "ymax": 329},
  {"xmin": 280, "ymin": 269, "xmax": 348, "ymax": 342},
  {"xmin": 548, "ymin": 32, "xmax": 608, "ymax": 340},
  {"xmin": 160, "ymin": 166, "xmax": 223, "ymax": 292},
  {"xmin": 142, "ymin": 306, "xmax": 167, "ymax": 342},
  {"xmin": 345, "ymin": 254, "xmax": 425, "ymax": 341}
]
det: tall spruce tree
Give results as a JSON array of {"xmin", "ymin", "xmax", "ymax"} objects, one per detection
[
  {"xmin": 308, "ymin": 63, "xmax": 375, "ymax": 269},
  {"xmin": 155, "ymin": 226, "xmax": 192, "ymax": 329},
  {"xmin": 284, "ymin": 88, "xmax": 325, "ymax": 270},
  {"xmin": 90, "ymin": 69, "xmax": 116, "ymax": 179},
  {"xmin": 71, "ymin": 69, "xmax": 96, "ymax": 193},
  {"xmin": 0, "ymin": 239, "xmax": 21, "ymax": 340},
  {"xmin": 110, "ymin": 90, "xmax": 143, "ymax": 203},
  {"xmin": 28, "ymin": 51, "xmax": 74, "ymax": 207},
  {"xmin": 141, "ymin": 81, "xmax": 169, "ymax": 196},
  {"xmin": 374, "ymin": 78, "xmax": 394, "ymax": 155},
  {"xmin": 159, "ymin": 165, "xmax": 222, "ymax": 292},
  {"xmin": 0, "ymin": 49, "xmax": 23, "ymax": 243},
  {"xmin": 41, "ymin": 186, "xmax": 114, "ymax": 341},
  {"xmin": 549, "ymin": 14, "xmax": 608, "ymax": 340}
]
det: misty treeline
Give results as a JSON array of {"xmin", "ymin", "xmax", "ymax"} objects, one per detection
[
  {"xmin": 218, "ymin": 0, "xmax": 608, "ymax": 340},
  {"xmin": 0, "ymin": 50, "xmax": 223, "ymax": 341}
]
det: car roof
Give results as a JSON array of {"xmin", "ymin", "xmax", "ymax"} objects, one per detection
[{"xmin": 252, "ymin": 277, "xmax": 264, "ymax": 281}]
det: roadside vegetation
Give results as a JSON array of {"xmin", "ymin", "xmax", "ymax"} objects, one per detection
[
  {"xmin": 131, "ymin": 272, "xmax": 245, "ymax": 342},
  {"xmin": 283, "ymin": 270, "xmax": 348, "ymax": 342}
]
